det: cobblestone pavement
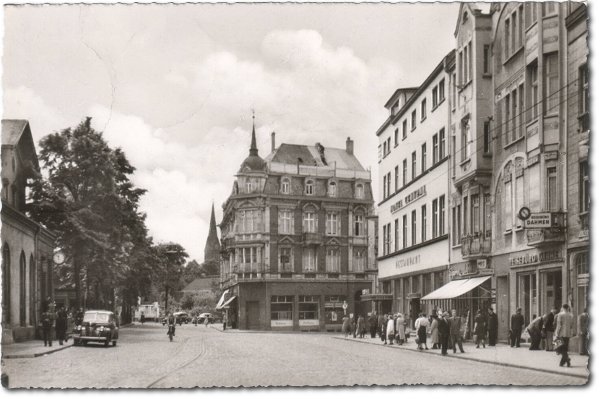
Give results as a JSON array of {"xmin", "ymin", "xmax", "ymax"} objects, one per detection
[{"xmin": 1, "ymin": 323, "xmax": 587, "ymax": 388}]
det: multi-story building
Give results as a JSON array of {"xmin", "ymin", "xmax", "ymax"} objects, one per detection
[
  {"xmin": 376, "ymin": 55, "xmax": 451, "ymax": 324},
  {"xmin": 1, "ymin": 119, "xmax": 56, "ymax": 343},
  {"xmin": 219, "ymin": 122, "xmax": 375, "ymax": 331},
  {"xmin": 565, "ymin": 3, "xmax": 589, "ymax": 351}
]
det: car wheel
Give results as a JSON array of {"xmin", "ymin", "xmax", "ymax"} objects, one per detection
[
  {"xmin": 104, "ymin": 340, "xmax": 109, "ymax": 347},
  {"xmin": 112, "ymin": 341, "xmax": 117, "ymax": 347}
]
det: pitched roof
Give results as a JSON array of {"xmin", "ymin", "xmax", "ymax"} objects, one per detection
[
  {"xmin": 2, "ymin": 119, "xmax": 29, "ymax": 146},
  {"xmin": 266, "ymin": 143, "xmax": 365, "ymax": 171},
  {"xmin": 181, "ymin": 277, "xmax": 219, "ymax": 293},
  {"xmin": 1, "ymin": 119, "xmax": 40, "ymax": 171}
]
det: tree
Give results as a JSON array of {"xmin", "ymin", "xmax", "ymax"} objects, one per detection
[
  {"xmin": 155, "ymin": 243, "xmax": 188, "ymax": 313},
  {"xmin": 200, "ymin": 259, "xmax": 220, "ymax": 276}
]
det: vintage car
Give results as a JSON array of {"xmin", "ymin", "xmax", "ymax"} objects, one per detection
[
  {"xmin": 73, "ymin": 310, "xmax": 119, "ymax": 347},
  {"xmin": 173, "ymin": 311, "xmax": 191, "ymax": 325},
  {"xmin": 198, "ymin": 313, "xmax": 214, "ymax": 324}
]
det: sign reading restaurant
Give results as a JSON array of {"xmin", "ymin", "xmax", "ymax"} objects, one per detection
[
  {"xmin": 396, "ymin": 254, "xmax": 421, "ymax": 269},
  {"xmin": 390, "ymin": 185, "xmax": 426, "ymax": 214},
  {"xmin": 509, "ymin": 250, "xmax": 562, "ymax": 266}
]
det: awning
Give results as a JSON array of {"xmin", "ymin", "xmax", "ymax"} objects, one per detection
[
  {"xmin": 421, "ymin": 276, "xmax": 491, "ymax": 301},
  {"xmin": 221, "ymin": 296, "xmax": 237, "ymax": 309},
  {"xmin": 216, "ymin": 290, "xmax": 229, "ymax": 309}
]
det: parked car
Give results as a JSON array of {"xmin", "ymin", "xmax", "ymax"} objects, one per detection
[
  {"xmin": 199, "ymin": 313, "xmax": 214, "ymax": 324},
  {"xmin": 173, "ymin": 311, "xmax": 190, "ymax": 325},
  {"xmin": 73, "ymin": 310, "xmax": 119, "ymax": 347}
]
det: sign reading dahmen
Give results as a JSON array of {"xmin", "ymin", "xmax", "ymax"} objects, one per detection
[
  {"xmin": 390, "ymin": 185, "xmax": 426, "ymax": 214},
  {"xmin": 525, "ymin": 212, "xmax": 552, "ymax": 228}
]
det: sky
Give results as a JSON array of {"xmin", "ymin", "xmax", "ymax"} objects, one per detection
[{"xmin": 2, "ymin": 1, "xmax": 460, "ymax": 262}]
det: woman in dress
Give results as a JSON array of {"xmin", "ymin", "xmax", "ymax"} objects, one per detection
[
  {"xmin": 430, "ymin": 314, "xmax": 440, "ymax": 349},
  {"xmin": 395, "ymin": 313, "xmax": 406, "ymax": 345}
]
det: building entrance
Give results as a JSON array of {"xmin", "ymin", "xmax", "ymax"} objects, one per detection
[{"xmin": 540, "ymin": 269, "xmax": 562, "ymax": 315}]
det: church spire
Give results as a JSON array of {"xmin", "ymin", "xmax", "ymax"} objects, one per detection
[
  {"xmin": 249, "ymin": 110, "xmax": 258, "ymax": 156},
  {"xmin": 204, "ymin": 202, "xmax": 221, "ymax": 264}
]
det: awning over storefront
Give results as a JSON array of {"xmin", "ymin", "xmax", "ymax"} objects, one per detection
[
  {"xmin": 220, "ymin": 296, "xmax": 237, "ymax": 309},
  {"xmin": 421, "ymin": 276, "xmax": 491, "ymax": 300},
  {"xmin": 216, "ymin": 290, "xmax": 229, "ymax": 309}
]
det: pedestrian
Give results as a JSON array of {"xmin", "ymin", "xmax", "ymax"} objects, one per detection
[
  {"xmin": 510, "ymin": 307, "xmax": 525, "ymax": 348},
  {"xmin": 357, "ymin": 314, "xmax": 366, "ymax": 338},
  {"xmin": 404, "ymin": 313, "xmax": 412, "ymax": 341},
  {"xmin": 368, "ymin": 312, "xmax": 378, "ymax": 338},
  {"xmin": 526, "ymin": 314, "xmax": 544, "ymax": 350},
  {"xmin": 350, "ymin": 314, "xmax": 357, "ymax": 338},
  {"xmin": 438, "ymin": 312, "xmax": 450, "ymax": 356},
  {"xmin": 474, "ymin": 309, "xmax": 487, "ymax": 348},
  {"xmin": 55, "ymin": 306, "xmax": 68, "ymax": 346},
  {"xmin": 380, "ymin": 314, "xmax": 388, "ymax": 343},
  {"xmin": 395, "ymin": 313, "xmax": 406, "ymax": 345},
  {"xmin": 41, "ymin": 310, "xmax": 53, "ymax": 347},
  {"xmin": 487, "ymin": 307, "xmax": 498, "ymax": 346},
  {"xmin": 414, "ymin": 313, "xmax": 429, "ymax": 350},
  {"xmin": 377, "ymin": 313, "xmax": 386, "ymax": 340},
  {"xmin": 342, "ymin": 314, "xmax": 351, "ymax": 338},
  {"xmin": 554, "ymin": 304, "xmax": 575, "ymax": 367},
  {"xmin": 140, "ymin": 312, "xmax": 146, "ymax": 324},
  {"xmin": 430, "ymin": 313, "xmax": 439, "ymax": 349},
  {"xmin": 542, "ymin": 306, "xmax": 557, "ymax": 351},
  {"xmin": 578, "ymin": 308, "xmax": 589, "ymax": 356},
  {"xmin": 449, "ymin": 309, "xmax": 465, "ymax": 354},
  {"xmin": 386, "ymin": 315, "xmax": 395, "ymax": 345},
  {"xmin": 222, "ymin": 312, "xmax": 227, "ymax": 331}
]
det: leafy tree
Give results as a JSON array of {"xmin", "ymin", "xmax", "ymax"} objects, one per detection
[
  {"xmin": 200, "ymin": 259, "xmax": 220, "ymax": 276},
  {"xmin": 155, "ymin": 243, "xmax": 188, "ymax": 313}
]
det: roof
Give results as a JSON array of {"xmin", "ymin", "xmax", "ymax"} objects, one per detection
[
  {"xmin": 2, "ymin": 119, "xmax": 29, "ymax": 146},
  {"xmin": 181, "ymin": 277, "xmax": 219, "ymax": 292},
  {"xmin": 266, "ymin": 143, "xmax": 365, "ymax": 171}
]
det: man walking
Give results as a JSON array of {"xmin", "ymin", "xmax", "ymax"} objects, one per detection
[
  {"xmin": 510, "ymin": 308, "xmax": 525, "ymax": 347},
  {"xmin": 449, "ymin": 309, "xmax": 464, "ymax": 354},
  {"xmin": 542, "ymin": 307, "xmax": 557, "ymax": 351},
  {"xmin": 554, "ymin": 304, "xmax": 575, "ymax": 367},
  {"xmin": 55, "ymin": 306, "xmax": 68, "ymax": 346},
  {"xmin": 368, "ymin": 312, "xmax": 378, "ymax": 338},
  {"xmin": 578, "ymin": 308, "xmax": 589, "ymax": 356},
  {"xmin": 41, "ymin": 310, "xmax": 53, "ymax": 347},
  {"xmin": 438, "ymin": 312, "xmax": 451, "ymax": 356},
  {"xmin": 487, "ymin": 307, "xmax": 498, "ymax": 346}
]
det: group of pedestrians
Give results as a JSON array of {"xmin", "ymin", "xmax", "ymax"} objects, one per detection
[{"xmin": 39, "ymin": 297, "xmax": 82, "ymax": 347}]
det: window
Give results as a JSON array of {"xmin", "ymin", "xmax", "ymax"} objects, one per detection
[
  {"xmin": 326, "ymin": 248, "xmax": 340, "ymax": 273},
  {"xmin": 439, "ymin": 195, "xmax": 445, "ymax": 235},
  {"xmin": 386, "ymin": 223, "xmax": 392, "ymax": 255},
  {"xmin": 580, "ymin": 161, "xmax": 590, "ymax": 213},
  {"xmin": 471, "ymin": 196, "xmax": 480, "ymax": 234},
  {"xmin": 511, "ymin": 88, "xmax": 518, "ymax": 142},
  {"xmin": 516, "ymin": 174, "xmax": 524, "ymax": 228},
  {"xmin": 387, "ymin": 173, "xmax": 391, "ymax": 197},
  {"xmin": 466, "ymin": 41, "xmax": 472, "ymax": 82},
  {"xmin": 239, "ymin": 247, "xmax": 261, "ymax": 267},
  {"xmin": 353, "ymin": 248, "xmax": 366, "ymax": 272},
  {"xmin": 303, "ymin": 211, "xmax": 317, "ymax": 233},
  {"xmin": 386, "ymin": 137, "xmax": 391, "ymax": 155},
  {"xmin": 383, "ymin": 141, "xmax": 387, "ymax": 158},
  {"xmin": 382, "ymin": 225, "xmax": 387, "ymax": 255},
  {"xmin": 402, "ymin": 120, "xmax": 408, "ymax": 140},
  {"xmin": 421, "ymin": 99, "xmax": 427, "ymax": 121},
  {"xmin": 298, "ymin": 296, "xmax": 319, "ymax": 320},
  {"xmin": 452, "ymin": 206, "xmax": 460, "ymax": 245},
  {"xmin": 518, "ymin": 84, "xmax": 524, "ymax": 139},
  {"xmin": 355, "ymin": 183, "xmax": 364, "ymax": 199},
  {"xmin": 326, "ymin": 212, "xmax": 339, "ymax": 236},
  {"xmin": 411, "ymin": 152, "xmax": 417, "ymax": 180},
  {"xmin": 461, "ymin": 118, "xmax": 470, "ymax": 161},
  {"xmin": 545, "ymin": 53, "xmax": 559, "ymax": 114},
  {"xmin": 547, "ymin": 166, "xmax": 558, "ymax": 211},
  {"xmin": 394, "ymin": 128, "xmax": 399, "ymax": 146},
  {"xmin": 271, "ymin": 296, "xmax": 293, "ymax": 321},
  {"xmin": 526, "ymin": 2, "xmax": 538, "ymax": 27},
  {"xmin": 279, "ymin": 209, "xmax": 293, "ymax": 234},
  {"xmin": 451, "ymin": 73, "xmax": 457, "ymax": 109},
  {"xmin": 281, "ymin": 177, "xmax": 290, "ymax": 194},
  {"xmin": 394, "ymin": 166, "xmax": 399, "ymax": 192},
  {"xmin": 402, "ymin": 159, "xmax": 407, "ymax": 186},
  {"xmin": 411, "ymin": 210, "xmax": 417, "ymax": 246},
  {"xmin": 432, "ymin": 87, "xmax": 438, "ymax": 108},
  {"xmin": 457, "ymin": 204, "xmax": 462, "ymax": 241},
  {"xmin": 432, "ymin": 199, "xmax": 439, "ymax": 238},
  {"xmin": 402, "ymin": 215, "xmax": 408, "ymax": 248},
  {"xmin": 279, "ymin": 247, "xmax": 293, "ymax": 272},
  {"xmin": 394, "ymin": 218, "xmax": 399, "ymax": 251},
  {"xmin": 439, "ymin": 128, "xmax": 446, "ymax": 160},
  {"xmin": 411, "ymin": 110, "xmax": 417, "ymax": 130},
  {"xmin": 383, "ymin": 175, "xmax": 387, "ymax": 199},
  {"xmin": 505, "ymin": 6, "xmax": 524, "ymax": 58},
  {"xmin": 483, "ymin": 121, "xmax": 491, "ymax": 154},
  {"xmin": 239, "ymin": 209, "xmax": 262, "ymax": 233},
  {"xmin": 421, "ymin": 205, "xmax": 427, "ymax": 242},
  {"xmin": 421, "ymin": 143, "xmax": 427, "ymax": 174},
  {"xmin": 302, "ymin": 248, "xmax": 316, "ymax": 272},
  {"xmin": 458, "ymin": 49, "xmax": 463, "ymax": 86},
  {"xmin": 354, "ymin": 213, "xmax": 365, "ymax": 236},
  {"xmin": 483, "ymin": 194, "xmax": 491, "ymax": 238},
  {"xmin": 439, "ymin": 79, "xmax": 445, "ymax": 101},
  {"xmin": 505, "ymin": 179, "xmax": 512, "ymax": 230},
  {"xmin": 579, "ymin": 64, "xmax": 589, "ymax": 130},
  {"xmin": 483, "ymin": 45, "xmax": 490, "ymax": 74},
  {"xmin": 328, "ymin": 181, "xmax": 337, "ymax": 197},
  {"xmin": 305, "ymin": 179, "xmax": 314, "ymax": 195},
  {"xmin": 433, "ymin": 134, "xmax": 439, "ymax": 164}
]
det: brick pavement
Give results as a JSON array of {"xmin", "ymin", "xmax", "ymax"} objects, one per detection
[{"xmin": 1, "ymin": 340, "xmax": 73, "ymax": 359}]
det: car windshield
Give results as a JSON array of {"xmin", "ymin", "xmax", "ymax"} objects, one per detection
[{"xmin": 83, "ymin": 312, "xmax": 111, "ymax": 323}]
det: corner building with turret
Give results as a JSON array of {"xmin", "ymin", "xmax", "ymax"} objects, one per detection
[{"xmin": 219, "ymin": 124, "xmax": 375, "ymax": 331}]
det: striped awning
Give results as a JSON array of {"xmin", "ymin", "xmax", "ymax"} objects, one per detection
[
  {"xmin": 421, "ymin": 276, "xmax": 491, "ymax": 300},
  {"xmin": 216, "ymin": 290, "xmax": 229, "ymax": 309}
]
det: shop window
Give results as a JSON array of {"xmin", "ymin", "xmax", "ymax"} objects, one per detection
[
  {"xmin": 279, "ymin": 247, "xmax": 293, "ymax": 272},
  {"xmin": 326, "ymin": 248, "xmax": 341, "ymax": 273},
  {"xmin": 518, "ymin": 273, "xmax": 537, "ymax": 325},
  {"xmin": 298, "ymin": 296, "xmax": 319, "ymax": 321},
  {"xmin": 271, "ymin": 296, "xmax": 293, "ymax": 323},
  {"xmin": 575, "ymin": 253, "xmax": 589, "ymax": 317},
  {"xmin": 325, "ymin": 296, "xmax": 346, "ymax": 324}
]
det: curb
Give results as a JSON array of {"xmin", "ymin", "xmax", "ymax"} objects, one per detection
[
  {"xmin": 2, "ymin": 343, "xmax": 73, "ymax": 359},
  {"xmin": 332, "ymin": 336, "xmax": 588, "ymax": 380}
]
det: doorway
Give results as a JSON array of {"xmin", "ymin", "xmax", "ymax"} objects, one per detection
[
  {"xmin": 540, "ymin": 269, "xmax": 562, "ymax": 315},
  {"xmin": 246, "ymin": 301, "xmax": 261, "ymax": 330},
  {"xmin": 409, "ymin": 298, "xmax": 421, "ymax": 328}
]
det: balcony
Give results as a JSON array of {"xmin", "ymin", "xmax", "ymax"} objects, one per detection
[
  {"xmin": 526, "ymin": 229, "xmax": 564, "ymax": 247},
  {"xmin": 303, "ymin": 232, "xmax": 321, "ymax": 245},
  {"xmin": 461, "ymin": 234, "xmax": 491, "ymax": 259}
]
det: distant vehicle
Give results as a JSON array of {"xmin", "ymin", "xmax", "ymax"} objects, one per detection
[
  {"xmin": 173, "ymin": 311, "xmax": 190, "ymax": 325},
  {"xmin": 73, "ymin": 310, "xmax": 119, "ymax": 347},
  {"xmin": 135, "ymin": 302, "xmax": 160, "ymax": 322},
  {"xmin": 199, "ymin": 313, "xmax": 214, "ymax": 324}
]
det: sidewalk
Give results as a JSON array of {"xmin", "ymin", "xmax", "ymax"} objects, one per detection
[
  {"xmin": 2, "ymin": 340, "xmax": 74, "ymax": 359},
  {"xmin": 334, "ymin": 335, "xmax": 589, "ymax": 380}
]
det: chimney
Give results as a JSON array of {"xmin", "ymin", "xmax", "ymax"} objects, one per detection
[
  {"xmin": 346, "ymin": 137, "xmax": 354, "ymax": 155},
  {"xmin": 271, "ymin": 131, "xmax": 276, "ymax": 152}
]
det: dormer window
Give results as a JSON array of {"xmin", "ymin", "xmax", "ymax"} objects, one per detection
[
  {"xmin": 281, "ymin": 177, "xmax": 290, "ymax": 194},
  {"xmin": 305, "ymin": 179, "xmax": 315, "ymax": 196},
  {"xmin": 355, "ymin": 183, "xmax": 364, "ymax": 199},
  {"xmin": 328, "ymin": 181, "xmax": 337, "ymax": 197}
]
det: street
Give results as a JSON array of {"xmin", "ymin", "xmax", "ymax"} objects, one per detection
[{"xmin": 1, "ymin": 323, "xmax": 587, "ymax": 388}]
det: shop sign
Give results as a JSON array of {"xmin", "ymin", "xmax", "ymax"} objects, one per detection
[
  {"xmin": 509, "ymin": 250, "xmax": 562, "ymax": 266},
  {"xmin": 395, "ymin": 254, "xmax": 421, "ymax": 269},
  {"xmin": 390, "ymin": 185, "xmax": 426, "ymax": 214},
  {"xmin": 271, "ymin": 320, "xmax": 293, "ymax": 327},
  {"xmin": 525, "ymin": 213, "xmax": 552, "ymax": 228},
  {"xmin": 299, "ymin": 319, "xmax": 320, "ymax": 327},
  {"xmin": 477, "ymin": 259, "xmax": 488, "ymax": 269}
]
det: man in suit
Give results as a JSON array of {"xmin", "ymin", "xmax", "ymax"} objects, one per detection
[
  {"xmin": 542, "ymin": 306, "xmax": 557, "ymax": 351},
  {"xmin": 438, "ymin": 312, "xmax": 451, "ymax": 356},
  {"xmin": 449, "ymin": 309, "xmax": 465, "ymax": 353},
  {"xmin": 555, "ymin": 304, "xmax": 575, "ymax": 367},
  {"xmin": 578, "ymin": 308, "xmax": 589, "ymax": 356},
  {"xmin": 510, "ymin": 308, "xmax": 525, "ymax": 347},
  {"xmin": 487, "ymin": 307, "xmax": 498, "ymax": 346}
]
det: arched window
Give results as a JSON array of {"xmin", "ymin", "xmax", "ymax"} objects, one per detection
[
  {"xmin": 354, "ymin": 211, "xmax": 365, "ymax": 236},
  {"xmin": 328, "ymin": 181, "xmax": 337, "ymax": 197},
  {"xmin": 305, "ymin": 179, "xmax": 315, "ymax": 196},
  {"xmin": 281, "ymin": 177, "xmax": 290, "ymax": 194},
  {"xmin": 355, "ymin": 183, "xmax": 364, "ymax": 199},
  {"xmin": 29, "ymin": 254, "xmax": 35, "ymax": 326},
  {"xmin": 20, "ymin": 251, "xmax": 26, "ymax": 327},
  {"xmin": 2, "ymin": 244, "xmax": 10, "ymax": 325}
]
